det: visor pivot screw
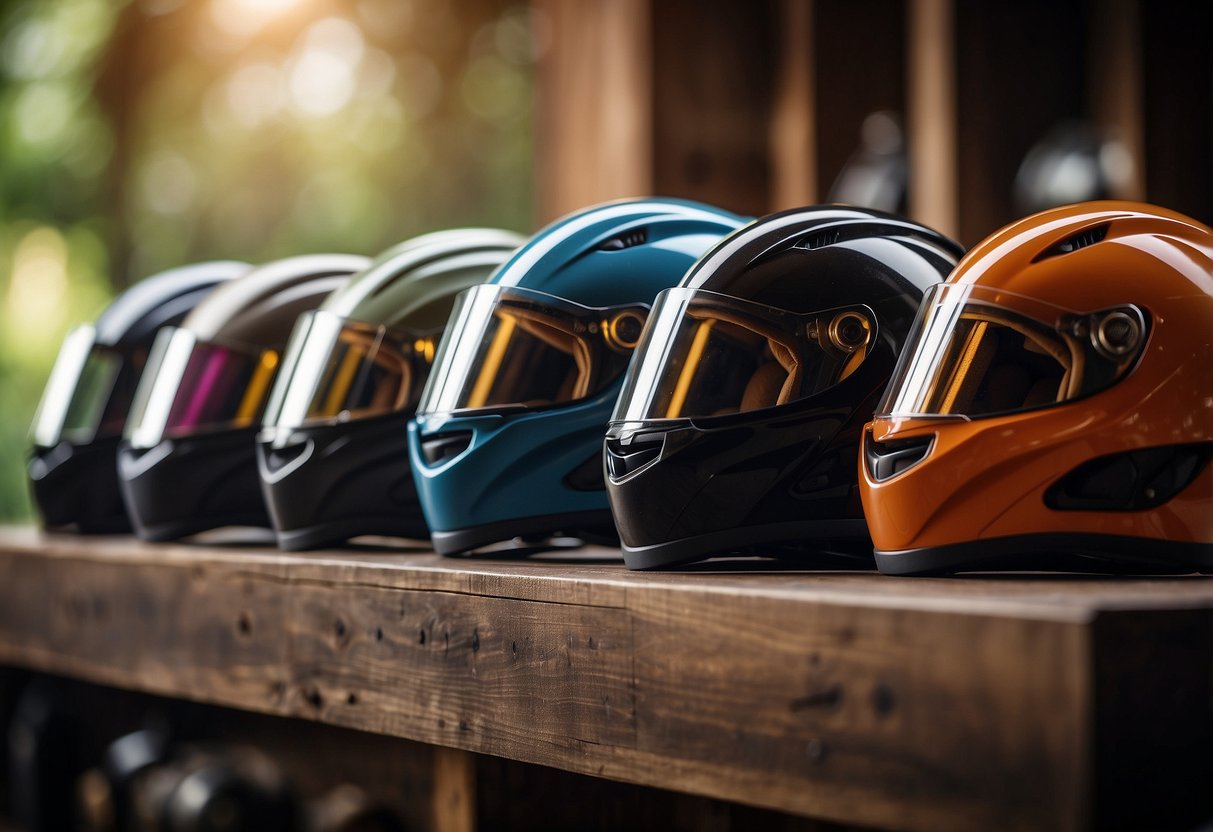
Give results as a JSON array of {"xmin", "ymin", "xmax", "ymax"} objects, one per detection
[
  {"xmin": 828, "ymin": 311, "xmax": 870, "ymax": 353},
  {"xmin": 605, "ymin": 310, "xmax": 646, "ymax": 351},
  {"xmin": 806, "ymin": 322, "xmax": 820, "ymax": 342},
  {"xmin": 1093, "ymin": 310, "xmax": 1142, "ymax": 358}
]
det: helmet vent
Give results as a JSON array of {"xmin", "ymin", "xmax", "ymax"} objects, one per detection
[
  {"xmin": 598, "ymin": 228, "xmax": 648, "ymax": 251},
  {"xmin": 797, "ymin": 229, "xmax": 842, "ymax": 251},
  {"xmin": 1038, "ymin": 224, "xmax": 1109, "ymax": 260}
]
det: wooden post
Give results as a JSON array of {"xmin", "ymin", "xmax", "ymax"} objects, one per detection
[
  {"xmin": 1088, "ymin": 0, "xmax": 1146, "ymax": 200},
  {"xmin": 431, "ymin": 746, "xmax": 477, "ymax": 832},
  {"xmin": 769, "ymin": 0, "xmax": 817, "ymax": 210},
  {"xmin": 907, "ymin": 0, "xmax": 959, "ymax": 239},
  {"xmin": 532, "ymin": 0, "xmax": 654, "ymax": 223}
]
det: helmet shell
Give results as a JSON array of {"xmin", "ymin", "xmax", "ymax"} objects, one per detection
[
  {"xmin": 256, "ymin": 229, "xmax": 525, "ymax": 551},
  {"xmin": 860, "ymin": 201, "xmax": 1213, "ymax": 574},
  {"xmin": 409, "ymin": 198, "xmax": 747, "ymax": 554},
  {"xmin": 118, "ymin": 254, "xmax": 368, "ymax": 541},
  {"xmin": 604, "ymin": 206, "xmax": 963, "ymax": 569},
  {"xmin": 28, "ymin": 261, "xmax": 250, "ymax": 533}
]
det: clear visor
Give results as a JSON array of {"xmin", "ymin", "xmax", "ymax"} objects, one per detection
[
  {"xmin": 260, "ymin": 310, "xmax": 432, "ymax": 446},
  {"xmin": 611, "ymin": 288, "xmax": 877, "ymax": 423},
  {"xmin": 416, "ymin": 284, "xmax": 649, "ymax": 417},
  {"xmin": 876, "ymin": 283, "xmax": 1148, "ymax": 420},
  {"xmin": 125, "ymin": 327, "xmax": 281, "ymax": 449},
  {"xmin": 31, "ymin": 325, "xmax": 141, "ymax": 447}
]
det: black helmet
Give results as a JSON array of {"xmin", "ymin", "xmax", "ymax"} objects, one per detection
[
  {"xmin": 257, "ymin": 229, "xmax": 524, "ymax": 550},
  {"xmin": 27, "ymin": 261, "xmax": 249, "ymax": 533},
  {"xmin": 605, "ymin": 206, "xmax": 963, "ymax": 569},
  {"xmin": 118, "ymin": 254, "xmax": 368, "ymax": 541}
]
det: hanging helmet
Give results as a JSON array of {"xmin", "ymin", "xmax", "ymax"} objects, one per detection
[
  {"xmin": 409, "ymin": 198, "xmax": 747, "ymax": 555},
  {"xmin": 606, "ymin": 206, "xmax": 963, "ymax": 569},
  {"xmin": 118, "ymin": 254, "xmax": 368, "ymax": 541},
  {"xmin": 861, "ymin": 201, "xmax": 1213, "ymax": 575},
  {"xmin": 27, "ymin": 261, "xmax": 249, "ymax": 533},
  {"xmin": 256, "ymin": 229, "xmax": 524, "ymax": 550}
]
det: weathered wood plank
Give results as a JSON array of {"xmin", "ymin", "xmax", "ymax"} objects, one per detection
[{"xmin": 0, "ymin": 528, "xmax": 1210, "ymax": 831}]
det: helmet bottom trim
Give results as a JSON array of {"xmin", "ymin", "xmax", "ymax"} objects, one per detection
[
  {"xmin": 431, "ymin": 510, "xmax": 618, "ymax": 557},
  {"xmin": 275, "ymin": 516, "xmax": 430, "ymax": 552},
  {"xmin": 621, "ymin": 519, "xmax": 872, "ymax": 571},
  {"xmin": 875, "ymin": 533, "xmax": 1213, "ymax": 576}
]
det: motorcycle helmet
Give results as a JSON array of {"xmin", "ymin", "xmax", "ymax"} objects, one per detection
[
  {"xmin": 27, "ymin": 262, "xmax": 249, "ymax": 533},
  {"xmin": 119, "ymin": 254, "xmax": 368, "ymax": 541},
  {"xmin": 257, "ymin": 229, "xmax": 524, "ymax": 550},
  {"xmin": 606, "ymin": 206, "xmax": 963, "ymax": 569},
  {"xmin": 861, "ymin": 201, "xmax": 1213, "ymax": 575},
  {"xmin": 409, "ymin": 198, "xmax": 747, "ymax": 555}
]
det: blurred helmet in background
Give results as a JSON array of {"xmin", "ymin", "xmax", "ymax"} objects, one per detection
[
  {"xmin": 27, "ymin": 261, "xmax": 249, "ymax": 533},
  {"xmin": 118, "ymin": 254, "xmax": 368, "ymax": 542}
]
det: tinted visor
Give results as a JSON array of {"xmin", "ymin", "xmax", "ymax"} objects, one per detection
[
  {"xmin": 416, "ymin": 284, "xmax": 649, "ymax": 416},
  {"xmin": 125, "ymin": 327, "xmax": 282, "ymax": 449},
  {"xmin": 31, "ymin": 325, "xmax": 144, "ymax": 447},
  {"xmin": 260, "ymin": 311, "xmax": 432, "ymax": 446},
  {"xmin": 876, "ymin": 283, "xmax": 1148, "ymax": 419},
  {"xmin": 611, "ymin": 288, "xmax": 877, "ymax": 423}
]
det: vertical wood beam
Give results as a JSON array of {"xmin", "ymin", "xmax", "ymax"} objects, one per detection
[
  {"xmin": 532, "ymin": 0, "xmax": 654, "ymax": 224},
  {"xmin": 431, "ymin": 746, "xmax": 477, "ymax": 832},
  {"xmin": 1089, "ymin": 0, "xmax": 1146, "ymax": 200},
  {"xmin": 907, "ymin": 0, "xmax": 959, "ymax": 238},
  {"xmin": 769, "ymin": 0, "xmax": 817, "ymax": 209}
]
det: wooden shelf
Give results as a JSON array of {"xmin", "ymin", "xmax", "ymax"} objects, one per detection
[{"xmin": 0, "ymin": 527, "xmax": 1211, "ymax": 831}]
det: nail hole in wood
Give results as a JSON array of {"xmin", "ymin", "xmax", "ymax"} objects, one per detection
[
  {"xmin": 346, "ymin": 692, "xmax": 358, "ymax": 705},
  {"xmin": 471, "ymin": 629, "xmax": 480, "ymax": 652},
  {"xmin": 374, "ymin": 626, "xmax": 384, "ymax": 642},
  {"xmin": 237, "ymin": 613, "xmax": 252, "ymax": 637},
  {"xmin": 418, "ymin": 629, "xmax": 426, "ymax": 645}
]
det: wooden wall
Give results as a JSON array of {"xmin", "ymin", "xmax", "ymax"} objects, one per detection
[{"xmin": 532, "ymin": 0, "xmax": 1212, "ymax": 246}]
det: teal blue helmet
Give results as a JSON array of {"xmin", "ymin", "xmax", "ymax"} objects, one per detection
[{"xmin": 409, "ymin": 198, "xmax": 748, "ymax": 555}]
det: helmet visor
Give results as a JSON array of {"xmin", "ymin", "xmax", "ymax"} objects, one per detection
[
  {"xmin": 260, "ymin": 310, "xmax": 431, "ymax": 445},
  {"xmin": 876, "ymin": 283, "xmax": 1148, "ymax": 420},
  {"xmin": 416, "ymin": 284, "xmax": 649, "ymax": 417},
  {"xmin": 611, "ymin": 288, "xmax": 877, "ymax": 423},
  {"xmin": 31, "ymin": 325, "xmax": 140, "ymax": 447},
  {"xmin": 125, "ymin": 327, "xmax": 281, "ymax": 449}
]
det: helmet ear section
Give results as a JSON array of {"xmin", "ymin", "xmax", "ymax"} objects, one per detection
[{"xmin": 1044, "ymin": 443, "xmax": 1213, "ymax": 512}]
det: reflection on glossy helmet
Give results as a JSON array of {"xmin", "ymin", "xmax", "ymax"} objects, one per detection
[
  {"xmin": 605, "ymin": 206, "xmax": 963, "ymax": 569},
  {"xmin": 861, "ymin": 201, "xmax": 1213, "ymax": 575},
  {"xmin": 118, "ymin": 254, "xmax": 369, "ymax": 541},
  {"xmin": 27, "ymin": 261, "xmax": 250, "ymax": 533},
  {"xmin": 409, "ymin": 198, "xmax": 748, "ymax": 556},
  {"xmin": 256, "ymin": 229, "xmax": 525, "ymax": 551}
]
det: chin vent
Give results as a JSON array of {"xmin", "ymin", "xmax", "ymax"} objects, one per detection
[
  {"xmin": 598, "ymin": 228, "xmax": 648, "ymax": 251},
  {"xmin": 864, "ymin": 430, "xmax": 934, "ymax": 482},
  {"xmin": 1037, "ymin": 223, "xmax": 1109, "ymax": 260},
  {"xmin": 797, "ymin": 229, "xmax": 842, "ymax": 251},
  {"xmin": 605, "ymin": 434, "xmax": 663, "ymax": 480},
  {"xmin": 419, "ymin": 431, "xmax": 472, "ymax": 465}
]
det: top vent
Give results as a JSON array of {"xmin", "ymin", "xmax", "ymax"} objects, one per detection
[
  {"xmin": 1039, "ymin": 224, "xmax": 1109, "ymax": 259},
  {"xmin": 798, "ymin": 229, "xmax": 841, "ymax": 251},
  {"xmin": 599, "ymin": 229, "xmax": 648, "ymax": 251}
]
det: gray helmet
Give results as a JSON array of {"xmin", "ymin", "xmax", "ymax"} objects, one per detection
[
  {"xmin": 256, "ymin": 229, "xmax": 525, "ymax": 550},
  {"xmin": 118, "ymin": 254, "xmax": 369, "ymax": 541}
]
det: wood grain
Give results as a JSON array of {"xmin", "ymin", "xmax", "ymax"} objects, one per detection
[{"xmin": 0, "ymin": 528, "xmax": 1211, "ymax": 831}]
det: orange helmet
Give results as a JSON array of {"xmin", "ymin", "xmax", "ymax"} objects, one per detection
[{"xmin": 860, "ymin": 202, "xmax": 1213, "ymax": 574}]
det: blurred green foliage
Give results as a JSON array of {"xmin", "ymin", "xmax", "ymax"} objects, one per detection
[{"xmin": 0, "ymin": 0, "xmax": 536, "ymax": 522}]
